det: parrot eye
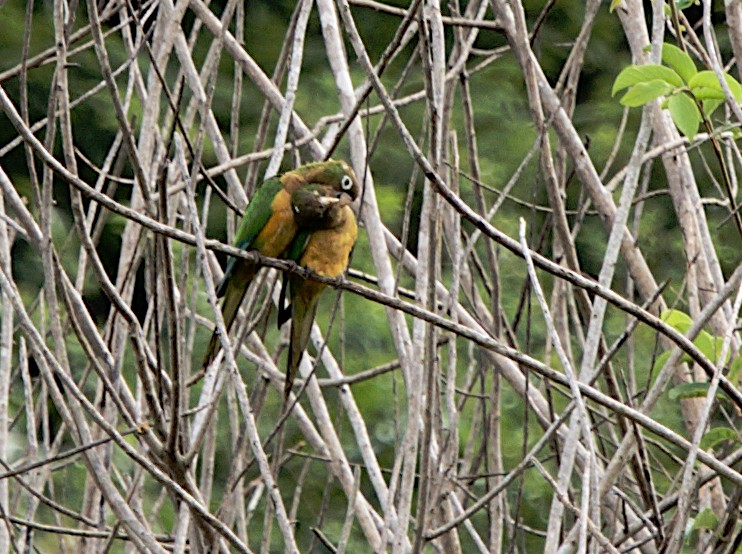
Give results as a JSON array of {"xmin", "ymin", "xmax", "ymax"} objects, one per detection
[
  {"xmin": 341, "ymin": 175, "xmax": 353, "ymax": 191},
  {"xmin": 292, "ymin": 205, "xmax": 300, "ymax": 214}
]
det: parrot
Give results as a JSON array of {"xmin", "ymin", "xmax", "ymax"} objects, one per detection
[
  {"xmin": 278, "ymin": 183, "xmax": 359, "ymax": 398},
  {"xmin": 202, "ymin": 160, "xmax": 360, "ymax": 368}
]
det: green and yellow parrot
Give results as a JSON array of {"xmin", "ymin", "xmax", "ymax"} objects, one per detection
[
  {"xmin": 203, "ymin": 160, "xmax": 360, "ymax": 367},
  {"xmin": 278, "ymin": 184, "xmax": 359, "ymax": 398}
]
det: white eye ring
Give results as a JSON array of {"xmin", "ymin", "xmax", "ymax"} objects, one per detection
[{"xmin": 341, "ymin": 175, "xmax": 353, "ymax": 191}]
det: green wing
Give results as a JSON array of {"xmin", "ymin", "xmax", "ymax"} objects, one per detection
[
  {"xmin": 216, "ymin": 177, "xmax": 283, "ymax": 297},
  {"xmin": 284, "ymin": 229, "xmax": 312, "ymax": 263}
]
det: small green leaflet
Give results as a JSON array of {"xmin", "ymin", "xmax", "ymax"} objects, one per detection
[
  {"xmin": 660, "ymin": 308, "xmax": 693, "ymax": 334},
  {"xmin": 689, "ymin": 70, "xmax": 742, "ymax": 101},
  {"xmin": 692, "ymin": 87, "xmax": 730, "ymax": 100},
  {"xmin": 612, "ymin": 64, "xmax": 684, "ymax": 96},
  {"xmin": 700, "ymin": 427, "xmax": 739, "ymax": 451},
  {"xmin": 668, "ymin": 93, "xmax": 701, "ymax": 140},
  {"xmin": 676, "ymin": 0, "xmax": 699, "ymax": 10},
  {"xmin": 668, "ymin": 382, "xmax": 710, "ymax": 400},
  {"xmin": 703, "ymin": 98, "xmax": 724, "ymax": 117},
  {"xmin": 611, "ymin": 49, "xmax": 742, "ymax": 139},
  {"xmin": 691, "ymin": 508, "xmax": 719, "ymax": 532},
  {"xmin": 661, "ymin": 43, "xmax": 696, "ymax": 83},
  {"xmin": 693, "ymin": 330, "xmax": 729, "ymax": 365},
  {"xmin": 620, "ymin": 80, "xmax": 675, "ymax": 107},
  {"xmin": 668, "ymin": 382, "xmax": 728, "ymax": 401},
  {"xmin": 651, "ymin": 350, "xmax": 674, "ymax": 376}
]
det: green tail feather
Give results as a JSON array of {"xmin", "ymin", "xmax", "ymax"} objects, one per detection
[
  {"xmin": 285, "ymin": 282, "xmax": 323, "ymax": 399},
  {"xmin": 202, "ymin": 264, "xmax": 255, "ymax": 369}
]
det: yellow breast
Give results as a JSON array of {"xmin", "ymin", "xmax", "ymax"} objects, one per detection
[{"xmin": 299, "ymin": 206, "xmax": 357, "ymax": 277}]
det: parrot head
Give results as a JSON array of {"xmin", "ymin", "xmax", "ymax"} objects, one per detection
[
  {"xmin": 290, "ymin": 184, "xmax": 353, "ymax": 230},
  {"xmin": 287, "ymin": 159, "xmax": 361, "ymax": 206}
]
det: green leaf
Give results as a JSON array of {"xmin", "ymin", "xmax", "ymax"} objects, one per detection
[
  {"xmin": 676, "ymin": 0, "xmax": 698, "ymax": 9},
  {"xmin": 689, "ymin": 70, "xmax": 742, "ymax": 101},
  {"xmin": 668, "ymin": 382, "xmax": 731, "ymax": 401},
  {"xmin": 692, "ymin": 508, "xmax": 719, "ymax": 531},
  {"xmin": 662, "ymin": 43, "xmax": 696, "ymax": 83},
  {"xmin": 689, "ymin": 71, "xmax": 722, "ymax": 89},
  {"xmin": 694, "ymin": 330, "xmax": 717, "ymax": 360},
  {"xmin": 668, "ymin": 93, "xmax": 701, "ymax": 140},
  {"xmin": 703, "ymin": 98, "xmax": 724, "ymax": 117},
  {"xmin": 661, "ymin": 309, "xmax": 693, "ymax": 334},
  {"xmin": 612, "ymin": 64, "xmax": 684, "ymax": 96},
  {"xmin": 651, "ymin": 350, "xmax": 673, "ymax": 376},
  {"xmin": 694, "ymin": 332, "xmax": 729, "ymax": 365},
  {"xmin": 691, "ymin": 86, "xmax": 727, "ymax": 100},
  {"xmin": 700, "ymin": 427, "xmax": 739, "ymax": 450},
  {"xmin": 728, "ymin": 356, "xmax": 742, "ymax": 384},
  {"xmin": 669, "ymin": 382, "xmax": 710, "ymax": 400},
  {"xmin": 620, "ymin": 80, "xmax": 675, "ymax": 107},
  {"xmin": 725, "ymin": 74, "xmax": 742, "ymax": 100}
]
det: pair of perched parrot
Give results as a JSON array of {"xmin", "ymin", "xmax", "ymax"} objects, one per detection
[{"xmin": 203, "ymin": 160, "xmax": 360, "ymax": 398}]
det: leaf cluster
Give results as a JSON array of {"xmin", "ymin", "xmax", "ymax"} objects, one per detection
[
  {"xmin": 654, "ymin": 309, "xmax": 741, "ymax": 452},
  {"xmin": 612, "ymin": 43, "xmax": 742, "ymax": 139}
]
